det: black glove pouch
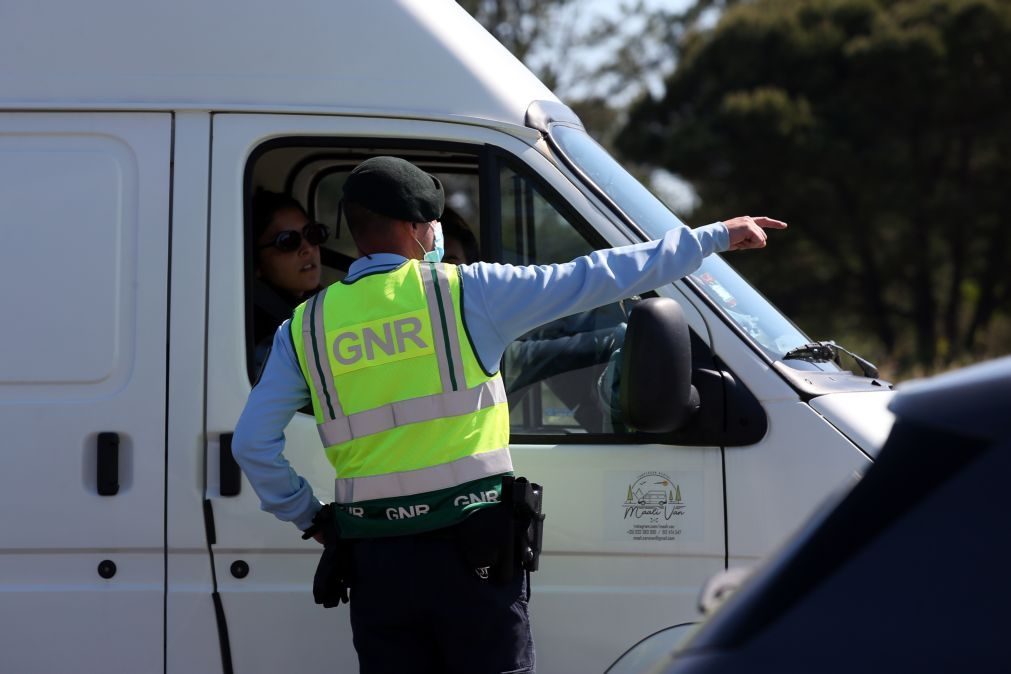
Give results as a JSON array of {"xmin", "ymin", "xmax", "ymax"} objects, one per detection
[{"xmin": 455, "ymin": 501, "xmax": 515, "ymax": 585}]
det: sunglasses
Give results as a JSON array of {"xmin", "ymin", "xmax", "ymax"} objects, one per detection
[{"xmin": 257, "ymin": 222, "xmax": 330, "ymax": 252}]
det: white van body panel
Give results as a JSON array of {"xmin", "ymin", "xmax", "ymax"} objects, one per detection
[
  {"xmin": 0, "ymin": 113, "xmax": 170, "ymax": 672},
  {"xmin": 666, "ymin": 270, "xmax": 875, "ymax": 564},
  {"xmin": 810, "ymin": 391, "xmax": 896, "ymax": 457},
  {"xmin": 726, "ymin": 401, "xmax": 871, "ymax": 562},
  {"xmin": 0, "ymin": 0, "xmax": 555, "ymax": 126}
]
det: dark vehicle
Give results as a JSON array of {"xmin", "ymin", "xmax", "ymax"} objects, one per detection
[{"xmin": 608, "ymin": 356, "xmax": 1011, "ymax": 674}]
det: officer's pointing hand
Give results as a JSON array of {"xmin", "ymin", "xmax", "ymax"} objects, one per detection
[{"xmin": 724, "ymin": 216, "xmax": 788, "ymax": 250}]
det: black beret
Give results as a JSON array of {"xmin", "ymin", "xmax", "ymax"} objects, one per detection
[{"xmin": 342, "ymin": 156, "xmax": 444, "ymax": 222}]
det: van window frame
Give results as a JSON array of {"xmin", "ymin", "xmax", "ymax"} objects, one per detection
[
  {"xmin": 243, "ymin": 137, "xmax": 484, "ymax": 381},
  {"xmin": 243, "ymin": 135, "xmax": 724, "ymax": 446}
]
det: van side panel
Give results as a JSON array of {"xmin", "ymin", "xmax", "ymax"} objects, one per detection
[{"xmin": 0, "ymin": 113, "xmax": 170, "ymax": 672}]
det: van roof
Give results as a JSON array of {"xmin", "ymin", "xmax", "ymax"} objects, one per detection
[{"xmin": 0, "ymin": 0, "xmax": 557, "ymax": 128}]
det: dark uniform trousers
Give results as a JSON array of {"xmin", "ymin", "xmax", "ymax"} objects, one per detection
[{"xmin": 349, "ymin": 531, "xmax": 534, "ymax": 674}]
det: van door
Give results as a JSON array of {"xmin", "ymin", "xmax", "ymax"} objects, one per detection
[
  {"xmin": 486, "ymin": 152, "xmax": 727, "ymax": 673},
  {"xmin": 0, "ymin": 113, "xmax": 171, "ymax": 672},
  {"xmin": 204, "ymin": 113, "xmax": 725, "ymax": 674},
  {"xmin": 204, "ymin": 115, "xmax": 358, "ymax": 674}
]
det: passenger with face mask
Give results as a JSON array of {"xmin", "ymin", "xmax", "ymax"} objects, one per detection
[{"xmin": 233, "ymin": 156, "xmax": 785, "ymax": 674}]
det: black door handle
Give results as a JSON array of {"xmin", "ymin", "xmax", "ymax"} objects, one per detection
[
  {"xmin": 220, "ymin": 433, "xmax": 241, "ymax": 497},
  {"xmin": 97, "ymin": 432, "xmax": 120, "ymax": 496}
]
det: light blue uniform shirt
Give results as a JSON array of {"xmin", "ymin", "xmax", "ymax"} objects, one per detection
[{"xmin": 232, "ymin": 223, "xmax": 729, "ymax": 530}]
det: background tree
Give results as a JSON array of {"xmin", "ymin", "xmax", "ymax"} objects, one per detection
[
  {"xmin": 617, "ymin": 0, "xmax": 1011, "ymax": 374},
  {"xmin": 457, "ymin": 0, "xmax": 575, "ymax": 89},
  {"xmin": 459, "ymin": 0, "xmax": 685, "ymax": 142}
]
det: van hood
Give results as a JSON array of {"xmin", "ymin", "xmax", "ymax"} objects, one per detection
[{"xmin": 809, "ymin": 391, "xmax": 896, "ymax": 457}]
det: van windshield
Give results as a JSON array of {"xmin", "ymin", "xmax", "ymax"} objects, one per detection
[{"xmin": 549, "ymin": 124, "xmax": 838, "ymax": 370}]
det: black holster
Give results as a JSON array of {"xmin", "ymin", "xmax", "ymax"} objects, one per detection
[
  {"xmin": 509, "ymin": 476, "xmax": 545, "ymax": 573},
  {"xmin": 302, "ymin": 504, "xmax": 352, "ymax": 609},
  {"xmin": 455, "ymin": 476, "xmax": 545, "ymax": 585}
]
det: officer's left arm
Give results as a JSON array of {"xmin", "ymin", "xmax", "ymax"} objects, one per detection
[{"xmin": 232, "ymin": 322, "xmax": 322, "ymax": 531}]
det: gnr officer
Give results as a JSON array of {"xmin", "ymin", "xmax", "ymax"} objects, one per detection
[{"xmin": 232, "ymin": 156, "xmax": 785, "ymax": 673}]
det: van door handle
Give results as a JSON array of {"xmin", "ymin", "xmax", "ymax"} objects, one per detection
[
  {"xmin": 97, "ymin": 432, "xmax": 120, "ymax": 496},
  {"xmin": 219, "ymin": 433, "xmax": 241, "ymax": 497}
]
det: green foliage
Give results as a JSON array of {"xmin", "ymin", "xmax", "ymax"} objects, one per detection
[{"xmin": 617, "ymin": 0, "xmax": 1011, "ymax": 375}]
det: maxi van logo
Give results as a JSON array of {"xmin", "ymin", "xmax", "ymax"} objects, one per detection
[{"xmin": 623, "ymin": 471, "xmax": 686, "ymax": 522}]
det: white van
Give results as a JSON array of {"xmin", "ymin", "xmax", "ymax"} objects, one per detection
[{"xmin": 0, "ymin": 1, "xmax": 895, "ymax": 672}]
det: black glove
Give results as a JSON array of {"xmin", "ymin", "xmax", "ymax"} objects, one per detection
[
  {"xmin": 302, "ymin": 504, "xmax": 350, "ymax": 608},
  {"xmin": 313, "ymin": 545, "xmax": 350, "ymax": 608}
]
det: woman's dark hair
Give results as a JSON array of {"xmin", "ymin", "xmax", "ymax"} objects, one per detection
[
  {"xmin": 441, "ymin": 205, "xmax": 480, "ymax": 263},
  {"xmin": 251, "ymin": 188, "xmax": 308, "ymax": 243}
]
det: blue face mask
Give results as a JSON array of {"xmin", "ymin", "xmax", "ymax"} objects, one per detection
[{"xmin": 419, "ymin": 221, "xmax": 444, "ymax": 263}]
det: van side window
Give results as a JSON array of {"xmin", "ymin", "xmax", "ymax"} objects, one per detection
[
  {"xmin": 497, "ymin": 163, "xmax": 634, "ymax": 437},
  {"xmin": 244, "ymin": 143, "xmax": 663, "ymax": 438},
  {"xmin": 245, "ymin": 148, "xmax": 483, "ymax": 403}
]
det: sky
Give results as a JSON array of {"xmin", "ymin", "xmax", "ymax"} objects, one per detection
[{"xmin": 538, "ymin": 0, "xmax": 695, "ymax": 104}]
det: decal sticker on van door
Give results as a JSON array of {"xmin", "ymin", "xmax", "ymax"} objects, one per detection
[{"xmin": 606, "ymin": 471, "xmax": 703, "ymax": 543}]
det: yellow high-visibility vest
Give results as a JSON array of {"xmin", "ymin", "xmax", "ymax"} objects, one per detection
[{"xmin": 290, "ymin": 260, "xmax": 511, "ymax": 536}]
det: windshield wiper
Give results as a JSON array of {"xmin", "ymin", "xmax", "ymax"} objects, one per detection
[{"xmin": 783, "ymin": 341, "xmax": 880, "ymax": 379}]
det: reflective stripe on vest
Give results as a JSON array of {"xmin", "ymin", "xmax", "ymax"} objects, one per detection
[
  {"xmin": 334, "ymin": 445, "xmax": 513, "ymax": 503},
  {"xmin": 422, "ymin": 262, "xmax": 467, "ymax": 394},
  {"xmin": 318, "ymin": 377, "xmax": 507, "ymax": 446},
  {"xmin": 302, "ymin": 288, "xmax": 342, "ymax": 420}
]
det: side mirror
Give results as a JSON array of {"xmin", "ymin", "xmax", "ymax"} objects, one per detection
[{"xmin": 619, "ymin": 297, "xmax": 699, "ymax": 432}]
